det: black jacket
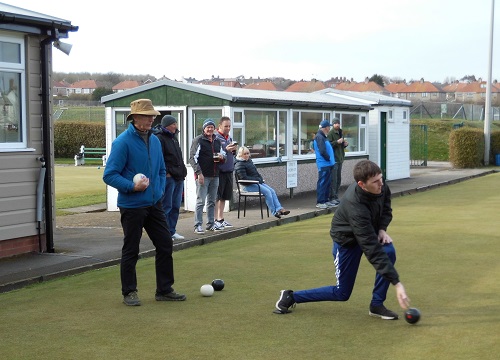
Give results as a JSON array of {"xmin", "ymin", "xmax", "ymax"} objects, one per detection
[
  {"xmin": 234, "ymin": 157, "xmax": 264, "ymax": 183},
  {"xmin": 155, "ymin": 127, "xmax": 187, "ymax": 181},
  {"xmin": 330, "ymin": 182, "xmax": 399, "ymax": 285},
  {"xmin": 189, "ymin": 133, "xmax": 224, "ymax": 177}
]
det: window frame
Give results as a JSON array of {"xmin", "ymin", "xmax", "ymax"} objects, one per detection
[
  {"xmin": 335, "ymin": 112, "xmax": 367, "ymax": 155},
  {"xmin": 0, "ymin": 33, "xmax": 27, "ymax": 151}
]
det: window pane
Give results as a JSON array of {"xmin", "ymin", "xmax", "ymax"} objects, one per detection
[
  {"xmin": 294, "ymin": 111, "xmax": 322, "ymax": 155},
  {"xmin": 233, "ymin": 111, "xmax": 242, "ymax": 124},
  {"xmin": 278, "ymin": 111, "xmax": 287, "ymax": 157},
  {"xmin": 342, "ymin": 114, "xmax": 359, "ymax": 152},
  {"xmin": 244, "ymin": 110, "xmax": 277, "ymax": 158},
  {"xmin": 0, "ymin": 41, "xmax": 21, "ymax": 63},
  {"xmin": 192, "ymin": 109, "xmax": 222, "ymax": 136},
  {"xmin": 115, "ymin": 111, "xmax": 128, "ymax": 137},
  {"xmin": 359, "ymin": 128, "xmax": 366, "ymax": 151},
  {"xmin": 232, "ymin": 127, "xmax": 242, "ymax": 148},
  {"xmin": 0, "ymin": 72, "xmax": 21, "ymax": 143}
]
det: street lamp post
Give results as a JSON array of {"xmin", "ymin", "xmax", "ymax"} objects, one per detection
[{"xmin": 484, "ymin": 0, "xmax": 495, "ymax": 165}]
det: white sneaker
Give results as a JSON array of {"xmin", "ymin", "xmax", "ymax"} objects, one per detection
[
  {"xmin": 326, "ymin": 200, "xmax": 339, "ymax": 207},
  {"xmin": 172, "ymin": 233, "xmax": 185, "ymax": 240},
  {"xmin": 194, "ymin": 225, "xmax": 205, "ymax": 234},
  {"xmin": 221, "ymin": 220, "xmax": 233, "ymax": 228},
  {"xmin": 316, "ymin": 203, "xmax": 328, "ymax": 209},
  {"xmin": 208, "ymin": 222, "xmax": 224, "ymax": 231}
]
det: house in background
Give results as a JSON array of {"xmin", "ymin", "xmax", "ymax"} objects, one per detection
[
  {"xmin": 53, "ymin": 80, "xmax": 71, "ymax": 97},
  {"xmin": 453, "ymin": 80, "xmax": 500, "ymax": 104},
  {"xmin": 0, "ymin": 3, "xmax": 78, "ymax": 258},
  {"xmin": 387, "ymin": 78, "xmax": 445, "ymax": 102},
  {"xmin": 385, "ymin": 81, "xmax": 410, "ymax": 98},
  {"xmin": 334, "ymin": 78, "xmax": 390, "ymax": 95},
  {"xmin": 68, "ymin": 79, "xmax": 99, "ymax": 95},
  {"xmin": 112, "ymin": 80, "xmax": 142, "ymax": 93},
  {"xmin": 285, "ymin": 80, "xmax": 326, "ymax": 92},
  {"xmin": 201, "ymin": 77, "xmax": 243, "ymax": 88},
  {"xmin": 244, "ymin": 81, "xmax": 279, "ymax": 91}
]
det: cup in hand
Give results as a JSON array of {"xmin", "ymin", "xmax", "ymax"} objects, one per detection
[{"xmin": 213, "ymin": 153, "xmax": 220, "ymax": 162}]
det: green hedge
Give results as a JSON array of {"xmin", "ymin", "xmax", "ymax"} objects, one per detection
[
  {"xmin": 490, "ymin": 130, "xmax": 500, "ymax": 164},
  {"xmin": 449, "ymin": 128, "xmax": 484, "ymax": 168},
  {"xmin": 449, "ymin": 128, "xmax": 500, "ymax": 167},
  {"xmin": 54, "ymin": 121, "xmax": 105, "ymax": 158}
]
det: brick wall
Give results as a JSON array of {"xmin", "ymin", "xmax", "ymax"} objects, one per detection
[{"xmin": 0, "ymin": 236, "xmax": 42, "ymax": 259}]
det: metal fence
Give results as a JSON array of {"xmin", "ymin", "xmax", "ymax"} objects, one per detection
[
  {"xmin": 410, "ymin": 102, "xmax": 500, "ymax": 121},
  {"xmin": 410, "ymin": 124, "xmax": 428, "ymax": 166},
  {"xmin": 55, "ymin": 100, "xmax": 102, "ymax": 107}
]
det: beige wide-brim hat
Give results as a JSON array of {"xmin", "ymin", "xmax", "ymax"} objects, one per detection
[{"xmin": 126, "ymin": 99, "xmax": 161, "ymax": 120}]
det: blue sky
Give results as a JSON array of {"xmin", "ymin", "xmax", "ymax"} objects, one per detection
[{"xmin": 11, "ymin": 0, "xmax": 500, "ymax": 83}]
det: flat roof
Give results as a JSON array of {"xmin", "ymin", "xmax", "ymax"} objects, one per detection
[
  {"xmin": 316, "ymin": 88, "xmax": 412, "ymax": 107},
  {"xmin": 102, "ymin": 79, "xmax": 372, "ymax": 111}
]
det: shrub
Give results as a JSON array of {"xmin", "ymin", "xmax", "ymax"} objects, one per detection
[
  {"xmin": 449, "ymin": 128, "xmax": 484, "ymax": 168},
  {"xmin": 54, "ymin": 121, "xmax": 105, "ymax": 158},
  {"xmin": 490, "ymin": 130, "xmax": 500, "ymax": 164}
]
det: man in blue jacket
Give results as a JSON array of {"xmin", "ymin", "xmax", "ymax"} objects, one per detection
[
  {"xmin": 103, "ymin": 99, "xmax": 186, "ymax": 306},
  {"xmin": 314, "ymin": 120, "xmax": 336, "ymax": 209}
]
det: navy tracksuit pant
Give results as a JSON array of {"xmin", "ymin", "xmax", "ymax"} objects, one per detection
[{"xmin": 293, "ymin": 241, "xmax": 396, "ymax": 306}]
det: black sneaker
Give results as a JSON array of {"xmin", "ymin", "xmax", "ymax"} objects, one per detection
[
  {"xmin": 369, "ymin": 305, "xmax": 399, "ymax": 320},
  {"xmin": 155, "ymin": 291, "xmax": 187, "ymax": 301},
  {"xmin": 274, "ymin": 289, "xmax": 295, "ymax": 314},
  {"xmin": 123, "ymin": 291, "xmax": 141, "ymax": 306}
]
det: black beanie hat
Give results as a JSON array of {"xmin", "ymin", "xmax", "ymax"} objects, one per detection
[{"xmin": 161, "ymin": 115, "xmax": 177, "ymax": 127}]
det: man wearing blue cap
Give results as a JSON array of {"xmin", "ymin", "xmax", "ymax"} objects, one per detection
[
  {"xmin": 189, "ymin": 119, "xmax": 226, "ymax": 234},
  {"xmin": 313, "ymin": 120, "xmax": 336, "ymax": 209}
]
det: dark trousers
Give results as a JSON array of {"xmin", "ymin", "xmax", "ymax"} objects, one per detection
[
  {"xmin": 119, "ymin": 201, "xmax": 174, "ymax": 296},
  {"xmin": 330, "ymin": 162, "xmax": 343, "ymax": 200}
]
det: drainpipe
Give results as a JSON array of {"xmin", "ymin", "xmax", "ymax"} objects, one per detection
[
  {"xmin": 36, "ymin": 156, "xmax": 46, "ymax": 252},
  {"xmin": 40, "ymin": 34, "xmax": 57, "ymax": 253}
]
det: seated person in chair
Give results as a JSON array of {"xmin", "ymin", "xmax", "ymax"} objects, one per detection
[{"xmin": 234, "ymin": 146, "xmax": 290, "ymax": 219}]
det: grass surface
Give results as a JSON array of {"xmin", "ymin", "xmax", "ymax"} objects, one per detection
[
  {"xmin": 54, "ymin": 106, "xmax": 105, "ymax": 122},
  {"xmin": 1, "ymin": 173, "xmax": 499, "ymax": 359},
  {"xmin": 55, "ymin": 166, "xmax": 106, "ymax": 214}
]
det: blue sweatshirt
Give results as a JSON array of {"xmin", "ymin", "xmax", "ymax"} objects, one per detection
[
  {"xmin": 215, "ymin": 130, "xmax": 235, "ymax": 173},
  {"xmin": 314, "ymin": 129, "xmax": 335, "ymax": 169},
  {"xmin": 103, "ymin": 123, "xmax": 166, "ymax": 208}
]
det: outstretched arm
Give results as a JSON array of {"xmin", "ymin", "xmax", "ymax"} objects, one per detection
[{"xmin": 394, "ymin": 282, "xmax": 410, "ymax": 309}]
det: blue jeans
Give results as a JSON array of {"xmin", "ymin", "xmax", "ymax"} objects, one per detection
[
  {"xmin": 243, "ymin": 183, "xmax": 282, "ymax": 216},
  {"xmin": 195, "ymin": 176, "xmax": 219, "ymax": 226},
  {"xmin": 161, "ymin": 176, "xmax": 184, "ymax": 235},
  {"xmin": 317, "ymin": 166, "xmax": 332, "ymax": 204},
  {"xmin": 293, "ymin": 242, "xmax": 396, "ymax": 307}
]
